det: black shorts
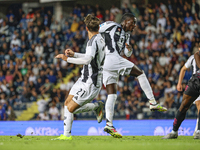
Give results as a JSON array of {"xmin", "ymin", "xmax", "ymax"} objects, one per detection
[{"xmin": 184, "ymin": 74, "xmax": 200, "ymax": 97}]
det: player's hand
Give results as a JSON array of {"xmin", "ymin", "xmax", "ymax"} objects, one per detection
[
  {"xmin": 55, "ymin": 54, "xmax": 68, "ymax": 61},
  {"xmin": 176, "ymin": 84, "xmax": 182, "ymax": 91},
  {"xmin": 125, "ymin": 43, "xmax": 132, "ymax": 52},
  {"xmin": 65, "ymin": 49, "xmax": 74, "ymax": 57}
]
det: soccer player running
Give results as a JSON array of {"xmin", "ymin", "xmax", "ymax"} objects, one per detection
[
  {"xmin": 99, "ymin": 13, "xmax": 167, "ymax": 138},
  {"xmin": 163, "ymin": 49, "xmax": 200, "ymax": 139},
  {"xmin": 53, "ymin": 14, "xmax": 105, "ymax": 140},
  {"xmin": 177, "ymin": 50, "xmax": 200, "ymax": 138}
]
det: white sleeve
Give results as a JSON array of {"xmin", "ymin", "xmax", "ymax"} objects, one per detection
[
  {"xmin": 74, "ymin": 52, "xmax": 85, "ymax": 58},
  {"xmin": 67, "ymin": 37, "xmax": 97, "ymax": 65},
  {"xmin": 184, "ymin": 55, "xmax": 194, "ymax": 68},
  {"xmin": 67, "ymin": 55, "xmax": 93, "ymax": 65},
  {"xmin": 124, "ymin": 35, "xmax": 132, "ymax": 57}
]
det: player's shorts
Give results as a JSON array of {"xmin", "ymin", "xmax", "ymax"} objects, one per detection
[
  {"xmin": 103, "ymin": 54, "xmax": 134, "ymax": 86},
  {"xmin": 194, "ymin": 95, "xmax": 200, "ymax": 104},
  {"xmin": 69, "ymin": 78, "xmax": 101, "ymax": 106},
  {"xmin": 184, "ymin": 74, "xmax": 200, "ymax": 103}
]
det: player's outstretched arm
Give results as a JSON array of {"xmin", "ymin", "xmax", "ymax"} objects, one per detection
[
  {"xmin": 194, "ymin": 51, "xmax": 200, "ymax": 69},
  {"xmin": 55, "ymin": 54, "xmax": 68, "ymax": 61},
  {"xmin": 65, "ymin": 49, "xmax": 87, "ymax": 58},
  {"xmin": 55, "ymin": 53, "xmax": 93, "ymax": 65}
]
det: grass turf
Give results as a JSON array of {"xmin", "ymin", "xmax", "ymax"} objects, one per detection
[{"xmin": 0, "ymin": 136, "xmax": 200, "ymax": 150}]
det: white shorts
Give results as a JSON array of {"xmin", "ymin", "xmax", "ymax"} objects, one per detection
[
  {"xmin": 69, "ymin": 78, "xmax": 101, "ymax": 106},
  {"xmin": 193, "ymin": 95, "xmax": 200, "ymax": 104},
  {"xmin": 103, "ymin": 54, "xmax": 134, "ymax": 86}
]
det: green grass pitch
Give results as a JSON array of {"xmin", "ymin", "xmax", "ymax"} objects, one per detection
[{"xmin": 0, "ymin": 136, "xmax": 200, "ymax": 150}]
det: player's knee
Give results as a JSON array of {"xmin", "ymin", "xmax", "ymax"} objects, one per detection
[
  {"xmin": 64, "ymin": 96, "xmax": 72, "ymax": 106},
  {"xmin": 179, "ymin": 105, "xmax": 190, "ymax": 113},
  {"xmin": 67, "ymin": 105, "xmax": 75, "ymax": 113},
  {"xmin": 64, "ymin": 100, "xmax": 69, "ymax": 106},
  {"xmin": 130, "ymin": 66, "xmax": 143, "ymax": 77},
  {"xmin": 106, "ymin": 84, "xmax": 117, "ymax": 94}
]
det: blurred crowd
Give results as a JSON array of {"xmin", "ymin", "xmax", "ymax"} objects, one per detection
[{"xmin": 0, "ymin": 0, "xmax": 200, "ymax": 121}]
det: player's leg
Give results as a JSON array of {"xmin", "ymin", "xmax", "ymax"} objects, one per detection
[
  {"xmin": 52, "ymin": 95, "xmax": 78, "ymax": 140},
  {"xmin": 73, "ymin": 102, "xmax": 104, "ymax": 123},
  {"xmin": 63, "ymin": 97, "xmax": 79, "ymax": 138},
  {"xmin": 104, "ymin": 83, "xmax": 122, "ymax": 138},
  {"xmin": 162, "ymin": 93, "xmax": 198, "ymax": 139},
  {"xmin": 72, "ymin": 84, "xmax": 104, "ymax": 123},
  {"xmin": 53, "ymin": 84, "xmax": 104, "ymax": 140},
  {"xmin": 103, "ymin": 71, "xmax": 122, "ymax": 138},
  {"xmin": 194, "ymin": 100, "xmax": 200, "ymax": 139},
  {"xmin": 193, "ymin": 97, "xmax": 200, "ymax": 135},
  {"xmin": 105, "ymin": 83, "xmax": 117, "ymax": 126},
  {"xmin": 130, "ymin": 65, "xmax": 167, "ymax": 111}
]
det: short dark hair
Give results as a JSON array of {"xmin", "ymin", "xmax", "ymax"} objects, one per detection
[
  {"xmin": 84, "ymin": 14, "xmax": 100, "ymax": 32},
  {"xmin": 121, "ymin": 13, "xmax": 136, "ymax": 24}
]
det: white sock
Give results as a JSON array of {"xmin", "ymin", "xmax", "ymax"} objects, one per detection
[
  {"xmin": 194, "ymin": 118, "xmax": 198, "ymax": 133},
  {"xmin": 64, "ymin": 106, "xmax": 74, "ymax": 137},
  {"xmin": 196, "ymin": 130, "xmax": 200, "ymax": 133},
  {"xmin": 137, "ymin": 72, "xmax": 156, "ymax": 104},
  {"xmin": 171, "ymin": 130, "xmax": 178, "ymax": 134},
  {"xmin": 73, "ymin": 103, "xmax": 99, "ymax": 114},
  {"xmin": 105, "ymin": 94, "xmax": 117, "ymax": 126}
]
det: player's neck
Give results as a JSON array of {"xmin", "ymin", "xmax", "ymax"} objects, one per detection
[{"xmin": 88, "ymin": 31, "xmax": 99, "ymax": 40}]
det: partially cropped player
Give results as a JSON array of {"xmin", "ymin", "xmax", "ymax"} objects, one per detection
[
  {"xmin": 194, "ymin": 100, "xmax": 200, "ymax": 136},
  {"xmin": 52, "ymin": 14, "xmax": 105, "ymax": 140},
  {"xmin": 162, "ymin": 50, "xmax": 200, "ymax": 139},
  {"xmin": 176, "ymin": 51, "xmax": 200, "ymax": 138},
  {"xmin": 99, "ymin": 13, "xmax": 167, "ymax": 138}
]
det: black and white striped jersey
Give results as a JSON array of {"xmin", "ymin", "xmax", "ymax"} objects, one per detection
[
  {"xmin": 185, "ymin": 55, "xmax": 200, "ymax": 74},
  {"xmin": 99, "ymin": 21, "xmax": 131, "ymax": 57},
  {"xmin": 80, "ymin": 34, "xmax": 105, "ymax": 88}
]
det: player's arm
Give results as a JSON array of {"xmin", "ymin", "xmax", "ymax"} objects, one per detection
[
  {"xmin": 194, "ymin": 50, "xmax": 200, "ymax": 69},
  {"xmin": 177, "ymin": 55, "xmax": 193, "ymax": 91},
  {"xmin": 177, "ymin": 65, "xmax": 187, "ymax": 91},
  {"xmin": 65, "ymin": 49, "xmax": 85, "ymax": 58},
  {"xmin": 55, "ymin": 53, "xmax": 93, "ymax": 65},
  {"xmin": 56, "ymin": 38, "xmax": 97, "ymax": 65}
]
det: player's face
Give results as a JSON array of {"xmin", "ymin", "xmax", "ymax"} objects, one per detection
[{"xmin": 123, "ymin": 17, "xmax": 137, "ymax": 32}]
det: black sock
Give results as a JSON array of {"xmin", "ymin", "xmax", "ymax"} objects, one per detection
[
  {"xmin": 198, "ymin": 111, "xmax": 200, "ymax": 130},
  {"xmin": 173, "ymin": 110, "xmax": 186, "ymax": 132}
]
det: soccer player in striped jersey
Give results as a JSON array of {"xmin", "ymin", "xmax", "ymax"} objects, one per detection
[
  {"xmin": 52, "ymin": 14, "xmax": 105, "ymax": 140},
  {"xmin": 99, "ymin": 13, "xmax": 167, "ymax": 138},
  {"xmin": 163, "ymin": 49, "xmax": 200, "ymax": 139}
]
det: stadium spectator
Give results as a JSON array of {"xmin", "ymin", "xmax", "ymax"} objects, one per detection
[
  {"xmin": 0, "ymin": 104, "xmax": 6, "ymax": 121},
  {"xmin": 37, "ymin": 111, "xmax": 49, "ymax": 121},
  {"xmin": 37, "ymin": 96, "xmax": 48, "ymax": 113},
  {"xmin": 7, "ymin": 105, "xmax": 15, "ymax": 121},
  {"xmin": 49, "ymin": 102, "xmax": 59, "ymax": 120}
]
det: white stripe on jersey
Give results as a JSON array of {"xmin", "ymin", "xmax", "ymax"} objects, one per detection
[
  {"xmin": 80, "ymin": 34, "xmax": 105, "ymax": 87},
  {"xmin": 99, "ymin": 21, "xmax": 130, "ymax": 55},
  {"xmin": 185, "ymin": 55, "xmax": 200, "ymax": 74}
]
